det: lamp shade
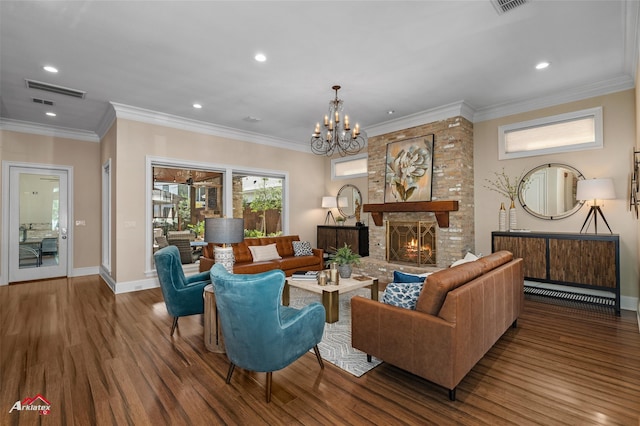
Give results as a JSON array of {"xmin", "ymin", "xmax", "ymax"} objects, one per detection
[
  {"xmin": 322, "ymin": 196, "xmax": 337, "ymax": 208},
  {"xmin": 576, "ymin": 178, "xmax": 616, "ymax": 201},
  {"xmin": 204, "ymin": 218, "xmax": 244, "ymax": 244}
]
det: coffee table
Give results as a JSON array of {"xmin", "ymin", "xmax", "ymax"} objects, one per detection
[{"xmin": 283, "ymin": 275, "xmax": 378, "ymax": 323}]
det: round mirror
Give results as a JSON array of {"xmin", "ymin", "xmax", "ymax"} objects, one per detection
[
  {"xmin": 518, "ymin": 163, "xmax": 585, "ymax": 220},
  {"xmin": 336, "ymin": 184, "xmax": 362, "ymax": 220}
]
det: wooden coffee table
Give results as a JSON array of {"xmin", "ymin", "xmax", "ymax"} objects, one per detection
[{"xmin": 283, "ymin": 275, "xmax": 378, "ymax": 323}]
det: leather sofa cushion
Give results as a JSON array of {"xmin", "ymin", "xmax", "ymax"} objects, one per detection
[
  {"xmin": 476, "ymin": 250, "xmax": 513, "ymax": 274},
  {"xmin": 415, "ymin": 261, "xmax": 484, "ymax": 315}
]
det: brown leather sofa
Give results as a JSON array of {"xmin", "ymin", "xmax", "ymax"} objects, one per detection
[
  {"xmin": 199, "ymin": 235, "xmax": 324, "ymax": 276},
  {"xmin": 351, "ymin": 251, "xmax": 523, "ymax": 401}
]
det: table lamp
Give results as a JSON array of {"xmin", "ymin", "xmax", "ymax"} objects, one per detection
[
  {"xmin": 204, "ymin": 217, "xmax": 244, "ymax": 272},
  {"xmin": 322, "ymin": 196, "xmax": 337, "ymax": 225},
  {"xmin": 576, "ymin": 178, "xmax": 616, "ymax": 234}
]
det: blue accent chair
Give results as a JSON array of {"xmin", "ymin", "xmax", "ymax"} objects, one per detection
[
  {"xmin": 210, "ymin": 263, "xmax": 326, "ymax": 403},
  {"xmin": 154, "ymin": 245, "xmax": 211, "ymax": 336}
]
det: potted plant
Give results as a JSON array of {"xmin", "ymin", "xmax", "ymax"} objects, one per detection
[
  {"xmin": 336, "ymin": 216, "xmax": 346, "ymax": 226},
  {"xmin": 329, "ymin": 243, "xmax": 361, "ymax": 278},
  {"xmin": 187, "ymin": 220, "xmax": 205, "ymax": 239}
]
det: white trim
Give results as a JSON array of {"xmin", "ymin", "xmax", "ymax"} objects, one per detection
[
  {"xmin": 113, "ymin": 277, "xmax": 159, "ymax": 294},
  {"xmin": 69, "ymin": 266, "xmax": 100, "ymax": 277},
  {"xmin": 498, "ymin": 107, "xmax": 603, "ymax": 160},
  {"xmin": 101, "ymin": 159, "xmax": 112, "ymax": 275},
  {"xmin": 366, "ymin": 101, "xmax": 475, "ymax": 137},
  {"xmin": 0, "ymin": 118, "xmax": 100, "ymax": 142},
  {"xmin": 96, "ymin": 106, "xmax": 116, "ymax": 139},
  {"xmin": 474, "ymin": 77, "xmax": 633, "ymax": 123},
  {"xmin": 111, "ymin": 102, "xmax": 310, "ymax": 154}
]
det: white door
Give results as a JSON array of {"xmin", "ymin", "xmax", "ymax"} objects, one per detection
[{"xmin": 8, "ymin": 166, "xmax": 69, "ymax": 282}]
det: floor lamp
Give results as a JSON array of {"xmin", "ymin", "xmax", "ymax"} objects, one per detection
[
  {"xmin": 322, "ymin": 196, "xmax": 337, "ymax": 225},
  {"xmin": 204, "ymin": 218, "xmax": 245, "ymax": 272},
  {"xmin": 576, "ymin": 178, "xmax": 616, "ymax": 234}
]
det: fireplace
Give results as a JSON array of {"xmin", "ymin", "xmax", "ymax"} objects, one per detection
[{"xmin": 386, "ymin": 221, "xmax": 437, "ymax": 266}]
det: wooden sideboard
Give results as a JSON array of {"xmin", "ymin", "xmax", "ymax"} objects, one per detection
[
  {"xmin": 317, "ymin": 225, "xmax": 369, "ymax": 257},
  {"xmin": 491, "ymin": 231, "xmax": 620, "ymax": 315}
]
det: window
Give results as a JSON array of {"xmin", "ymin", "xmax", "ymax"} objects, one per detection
[
  {"xmin": 145, "ymin": 157, "xmax": 288, "ymax": 274},
  {"xmin": 331, "ymin": 153, "xmax": 368, "ymax": 179},
  {"xmin": 498, "ymin": 107, "xmax": 603, "ymax": 160}
]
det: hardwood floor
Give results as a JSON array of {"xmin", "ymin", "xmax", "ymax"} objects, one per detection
[{"xmin": 1, "ymin": 276, "xmax": 639, "ymax": 425}]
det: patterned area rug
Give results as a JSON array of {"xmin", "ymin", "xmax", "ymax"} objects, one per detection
[{"xmin": 288, "ymin": 286, "xmax": 383, "ymax": 377}]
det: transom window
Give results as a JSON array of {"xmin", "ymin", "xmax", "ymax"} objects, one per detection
[{"xmin": 499, "ymin": 107, "xmax": 603, "ymax": 160}]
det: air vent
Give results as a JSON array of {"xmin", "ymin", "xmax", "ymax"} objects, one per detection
[
  {"xmin": 32, "ymin": 97, "xmax": 54, "ymax": 106},
  {"xmin": 491, "ymin": 0, "xmax": 528, "ymax": 15},
  {"xmin": 25, "ymin": 79, "xmax": 86, "ymax": 99}
]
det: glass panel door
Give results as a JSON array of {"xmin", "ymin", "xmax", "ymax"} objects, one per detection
[{"xmin": 9, "ymin": 166, "xmax": 68, "ymax": 282}]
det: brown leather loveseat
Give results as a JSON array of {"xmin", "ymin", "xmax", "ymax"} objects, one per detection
[
  {"xmin": 199, "ymin": 235, "xmax": 324, "ymax": 276},
  {"xmin": 351, "ymin": 251, "xmax": 524, "ymax": 401}
]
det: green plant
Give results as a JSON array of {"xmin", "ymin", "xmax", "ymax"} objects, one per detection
[
  {"xmin": 187, "ymin": 220, "xmax": 205, "ymax": 238},
  {"xmin": 336, "ymin": 216, "xmax": 345, "ymax": 223},
  {"xmin": 329, "ymin": 243, "xmax": 361, "ymax": 266}
]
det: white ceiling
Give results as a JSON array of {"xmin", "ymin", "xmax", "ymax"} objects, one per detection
[{"xmin": 0, "ymin": 1, "xmax": 638, "ymax": 151}]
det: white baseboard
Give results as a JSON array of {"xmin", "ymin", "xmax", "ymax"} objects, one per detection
[{"xmin": 70, "ymin": 266, "xmax": 100, "ymax": 277}]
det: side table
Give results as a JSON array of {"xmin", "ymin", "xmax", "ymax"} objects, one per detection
[{"xmin": 203, "ymin": 284, "xmax": 225, "ymax": 353}]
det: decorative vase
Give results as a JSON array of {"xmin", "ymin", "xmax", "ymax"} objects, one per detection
[
  {"xmin": 509, "ymin": 200, "xmax": 517, "ymax": 230},
  {"xmin": 499, "ymin": 202, "xmax": 507, "ymax": 231},
  {"xmin": 338, "ymin": 264, "xmax": 352, "ymax": 279}
]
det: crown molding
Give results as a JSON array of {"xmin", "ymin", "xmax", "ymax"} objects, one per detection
[
  {"xmin": 473, "ymin": 75, "xmax": 635, "ymax": 122},
  {"xmin": 110, "ymin": 102, "xmax": 311, "ymax": 154},
  {"xmin": 96, "ymin": 105, "xmax": 116, "ymax": 139},
  {"xmin": 0, "ymin": 118, "xmax": 99, "ymax": 142},
  {"xmin": 365, "ymin": 101, "xmax": 476, "ymax": 137}
]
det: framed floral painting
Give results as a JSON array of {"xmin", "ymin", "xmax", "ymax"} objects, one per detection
[{"xmin": 384, "ymin": 134, "xmax": 434, "ymax": 203}]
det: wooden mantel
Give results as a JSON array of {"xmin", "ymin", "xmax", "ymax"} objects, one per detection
[{"xmin": 363, "ymin": 200, "xmax": 459, "ymax": 228}]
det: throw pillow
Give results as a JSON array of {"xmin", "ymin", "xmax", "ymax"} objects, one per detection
[
  {"xmin": 450, "ymin": 251, "xmax": 479, "ymax": 267},
  {"xmin": 393, "ymin": 270, "xmax": 430, "ymax": 283},
  {"xmin": 249, "ymin": 243, "xmax": 282, "ymax": 262},
  {"xmin": 382, "ymin": 282, "xmax": 424, "ymax": 310},
  {"xmin": 292, "ymin": 241, "xmax": 313, "ymax": 256}
]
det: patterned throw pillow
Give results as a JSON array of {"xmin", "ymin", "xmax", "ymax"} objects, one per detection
[
  {"xmin": 382, "ymin": 282, "xmax": 424, "ymax": 310},
  {"xmin": 292, "ymin": 241, "xmax": 313, "ymax": 256}
]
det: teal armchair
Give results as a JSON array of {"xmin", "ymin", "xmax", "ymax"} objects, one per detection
[
  {"xmin": 210, "ymin": 263, "xmax": 325, "ymax": 402},
  {"xmin": 154, "ymin": 245, "xmax": 211, "ymax": 336}
]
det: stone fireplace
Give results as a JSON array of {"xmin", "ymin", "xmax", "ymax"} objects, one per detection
[
  {"xmin": 356, "ymin": 115, "xmax": 475, "ymax": 283},
  {"xmin": 386, "ymin": 221, "xmax": 437, "ymax": 266}
]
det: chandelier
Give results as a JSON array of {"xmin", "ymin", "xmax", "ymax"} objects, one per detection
[{"xmin": 310, "ymin": 85, "xmax": 366, "ymax": 156}]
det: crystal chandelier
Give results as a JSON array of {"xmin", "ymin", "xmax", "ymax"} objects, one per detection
[{"xmin": 310, "ymin": 85, "xmax": 366, "ymax": 156}]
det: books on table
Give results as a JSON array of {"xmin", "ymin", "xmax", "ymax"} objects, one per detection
[{"xmin": 291, "ymin": 271, "xmax": 318, "ymax": 280}]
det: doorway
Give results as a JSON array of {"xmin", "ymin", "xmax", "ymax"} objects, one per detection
[{"xmin": 3, "ymin": 163, "xmax": 71, "ymax": 283}]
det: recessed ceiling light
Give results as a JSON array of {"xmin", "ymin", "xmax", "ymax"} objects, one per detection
[
  {"xmin": 387, "ymin": 110, "xmax": 395, "ymax": 115},
  {"xmin": 535, "ymin": 61, "xmax": 550, "ymax": 70},
  {"xmin": 46, "ymin": 112, "xmax": 56, "ymax": 117},
  {"xmin": 193, "ymin": 103, "xmax": 202, "ymax": 109},
  {"xmin": 254, "ymin": 53, "xmax": 267, "ymax": 62},
  {"xmin": 243, "ymin": 116, "xmax": 262, "ymax": 122},
  {"xmin": 43, "ymin": 65, "xmax": 58, "ymax": 73}
]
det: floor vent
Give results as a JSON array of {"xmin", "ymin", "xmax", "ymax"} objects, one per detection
[
  {"xmin": 25, "ymin": 79, "xmax": 86, "ymax": 99},
  {"xmin": 491, "ymin": 0, "xmax": 528, "ymax": 15},
  {"xmin": 32, "ymin": 97, "xmax": 54, "ymax": 106},
  {"xmin": 524, "ymin": 285, "xmax": 616, "ymax": 312}
]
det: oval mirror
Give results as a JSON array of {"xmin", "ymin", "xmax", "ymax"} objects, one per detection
[
  {"xmin": 336, "ymin": 184, "xmax": 362, "ymax": 220},
  {"xmin": 518, "ymin": 163, "xmax": 585, "ymax": 220}
]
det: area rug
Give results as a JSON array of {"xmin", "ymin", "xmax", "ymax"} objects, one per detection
[{"xmin": 288, "ymin": 286, "xmax": 383, "ymax": 377}]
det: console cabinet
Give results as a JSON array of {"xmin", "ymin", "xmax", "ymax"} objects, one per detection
[
  {"xmin": 491, "ymin": 231, "xmax": 620, "ymax": 314},
  {"xmin": 317, "ymin": 225, "xmax": 369, "ymax": 257}
]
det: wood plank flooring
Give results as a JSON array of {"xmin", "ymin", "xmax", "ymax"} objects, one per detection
[{"xmin": 1, "ymin": 276, "xmax": 639, "ymax": 425}]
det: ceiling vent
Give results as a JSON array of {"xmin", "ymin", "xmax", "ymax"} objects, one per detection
[
  {"xmin": 32, "ymin": 97, "xmax": 54, "ymax": 106},
  {"xmin": 491, "ymin": 0, "xmax": 528, "ymax": 15},
  {"xmin": 25, "ymin": 79, "xmax": 86, "ymax": 99}
]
